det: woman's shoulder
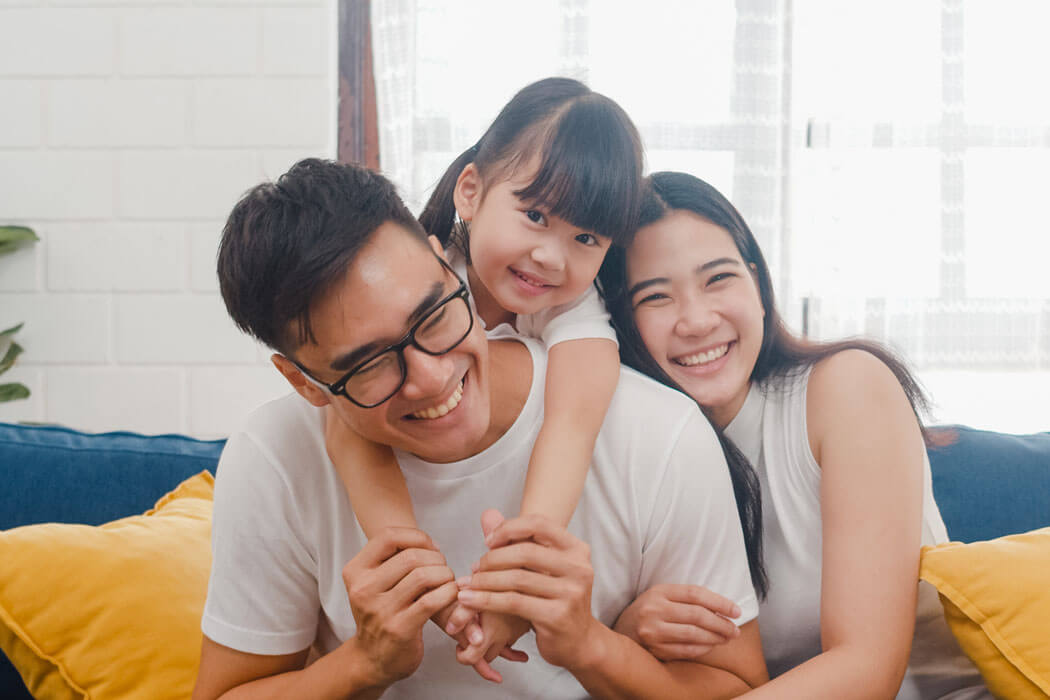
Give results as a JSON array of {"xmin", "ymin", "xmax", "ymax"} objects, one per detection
[{"xmin": 805, "ymin": 348, "xmax": 915, "ymax": 455}]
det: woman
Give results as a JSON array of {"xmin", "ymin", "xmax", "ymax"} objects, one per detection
[{"xmin": 599, "ymin": 172, "xmax": 989, "ymax": 699}]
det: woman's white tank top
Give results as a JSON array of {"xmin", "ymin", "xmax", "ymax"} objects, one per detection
[{"xmin": 724, "ymin": 368, "xmax": 989, "ymax": 699}]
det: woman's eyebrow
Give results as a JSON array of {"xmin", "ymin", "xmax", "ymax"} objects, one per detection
[{"xmin": 628, "ymin": 258, "xmax": 741, "ymax": 298}]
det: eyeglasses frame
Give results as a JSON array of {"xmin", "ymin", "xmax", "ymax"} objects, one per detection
[{"xmin": 293, "ymin": 254, "xmax": 474, "ymax": 408}]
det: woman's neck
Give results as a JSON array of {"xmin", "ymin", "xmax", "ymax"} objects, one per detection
[{"xmin": 467, "ymin": 264, "xmax": 516, "ymax": 329}]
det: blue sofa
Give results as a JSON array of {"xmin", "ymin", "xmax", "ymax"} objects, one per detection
[{"xmin": 1, "ymin": 421, "xmax": 1048, "ymax": 697}]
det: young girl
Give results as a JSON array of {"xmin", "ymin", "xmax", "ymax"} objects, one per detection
[
  {"xmin": 596, "ymin": 171, "xmax": 989, "ymax": 698},
  {"xmin": 325, "ymin": 77, "xmax": 645, "ymax": 680}
]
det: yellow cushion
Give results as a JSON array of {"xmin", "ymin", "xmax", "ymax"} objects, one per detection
[
  {"xmin": 0, "ymin": 471, "xmax": 214, "ymax": 699},
  {"xmin": 920, "ymin": 527, "xmax": 1050, "ymax": 700}
]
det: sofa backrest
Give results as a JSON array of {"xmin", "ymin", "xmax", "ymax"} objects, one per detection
[{"xmin": 0, "ymin": 422, "xmax": 225, "ymax": 530}]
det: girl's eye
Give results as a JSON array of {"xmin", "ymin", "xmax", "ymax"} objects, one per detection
[
  {"xmin": 708, "ymin": 272, "xmax": 736, "ymax": 286},
  {"xmin": 575, "ymin": 232, "xmax": 600, "ymax": 247},
  {"xmin": 524, "ymin": 210, "xmax": 547, "ymax": 226}
]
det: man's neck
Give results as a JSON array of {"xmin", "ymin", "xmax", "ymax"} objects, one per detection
[{"xmin": 474, "ymin": 338, "xmax": 532, "ymax": 454}]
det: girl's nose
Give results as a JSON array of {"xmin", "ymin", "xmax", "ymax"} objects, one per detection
[{"xmin": 530, "ymin": 241, "xmax": 565, "ymax": 272}]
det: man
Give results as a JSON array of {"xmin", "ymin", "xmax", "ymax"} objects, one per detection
[{"xmin": 193, "ymin": 159, "xmax": 766, "ymax": 699}]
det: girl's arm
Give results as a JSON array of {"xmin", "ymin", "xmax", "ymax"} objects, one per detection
[
  {"xmin": 742, "ymin": 349, "xmax": 925, "ymax": 699},
  {"xmin": 324, "ymin": 407, "xmax": 417, "ymax": 535},
  {"xmin": 521, "ymin": 336, "xmax": 620, "ymax": 524}
]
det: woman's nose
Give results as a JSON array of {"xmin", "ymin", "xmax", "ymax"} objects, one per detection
[{"xmin": 674, "ymin": 297, "xmax": 719, "ymax": 337}]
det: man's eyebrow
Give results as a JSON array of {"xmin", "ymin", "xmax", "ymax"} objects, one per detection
[
  {"xmin": 328, "ymin": 280, "xmax": 447, "ymax": 373},
  {"xmin": 627, "ymin": 258, "xmax": 741, "ymax": 298}
]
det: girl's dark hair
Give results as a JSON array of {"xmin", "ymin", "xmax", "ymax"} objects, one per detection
[
  {"xmin": 599, "ymin": 172, "xmax": 933, "ymax": 598},
  {"xmin": 419, "ymin": 77, "xmax": 644, "ymax": 254}
]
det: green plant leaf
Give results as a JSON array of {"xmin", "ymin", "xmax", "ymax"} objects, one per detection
[
  {"xmin": 0, "ymin": 383, "xmax": 30, "ymax": 402},
  {"xmin": 0, "ymin": 226, "xmax": 38, "ymax": 246},
  {"xmin": 0, "ymin": 322, "xmax": 23, "ymax": 341},
  {"xmin": 0, "ymin": 341, "xmax": 23, "ymax": 375}
]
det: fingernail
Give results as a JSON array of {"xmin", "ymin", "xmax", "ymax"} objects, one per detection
[
  {"xmin": 484, "ymin": 534, "xmax": 494, "ymax": 547},
  {"xmin": 458, "ymin": 590, "xmax": 478, "ymax": 603},
  {"xmin": 732, "ymin": 604, "xmax": 742, "ymax": 618},
  {"xmin": 468, "ymin": 627, "xmax": 484, "ymax": 645},
  {"xmin": 470, "ymin": 561, "xmax": 480, "ymax": 573},
  {"xmin": 456, "ymin": 576, "xmax": 472, "ymax": 588},
  {"xmin": 446, "ymin": 622, "xmax": 459, "ymax": 634}
]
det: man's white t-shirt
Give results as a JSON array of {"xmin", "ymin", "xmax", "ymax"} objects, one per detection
[{"xmin": 202, "ymin": 338, "xmax": 758, "ymax": 699}]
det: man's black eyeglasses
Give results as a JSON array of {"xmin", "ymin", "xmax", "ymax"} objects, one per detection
[{"xmin": 296, "ymin": 256, "xmax": 474, "ymax": 408}]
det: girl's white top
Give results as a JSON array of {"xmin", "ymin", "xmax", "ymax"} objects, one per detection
[{"xmin": 724, "ymin": 367, "xmax": 989, "ymax": 700}]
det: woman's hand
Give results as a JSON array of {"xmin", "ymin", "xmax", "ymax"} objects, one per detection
[{"xmin": 613, "ymin": 584, "xmax": 742, "ymax": 661}]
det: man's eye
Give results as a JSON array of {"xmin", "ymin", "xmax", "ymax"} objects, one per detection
[
  {"xmin": 524, "ymin": 210, "xmax": 547, "ymax": 225},
  {"xmin": 575, "ymin": 233, "xmax": 600, "ymax": 247},
  {"xmin": 420, "ymin": 307, "xmax": 447, "ymax": 334},
  {"xmin": 356, "ymin": 353, "xmax": 394, "ymax": 376}
]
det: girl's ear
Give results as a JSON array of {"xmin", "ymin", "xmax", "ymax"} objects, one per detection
[
  {"xmin": 747, "ymin": 263, "xmax": 766, "ymax": 318},
  {"xmin": 453, "ymin": 163, "xmax": 482, "ymax": 221},
  {"xmin": 271, "ymin": 354, "xmax": 331, "ymax": 407}
]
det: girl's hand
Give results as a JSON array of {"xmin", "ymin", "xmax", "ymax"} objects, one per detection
[
  {"xmin": 612, "ymin": 584, "xmax": 742, "ymax": 661},
  {"xmin": 454, "ymin": 610, "xmax": 531, "ymax": 680}
]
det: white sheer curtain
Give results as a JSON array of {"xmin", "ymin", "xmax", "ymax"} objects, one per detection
[{"xmin": 370, "ymin": 0, "xmax": 1049, "ymax": 433}]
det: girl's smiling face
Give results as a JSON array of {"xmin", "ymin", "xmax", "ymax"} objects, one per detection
[
  {"xmin": 627, "ymin": 209, "xmax": 765, "ymax": 428},
  {"xmin": 454, "ymin": 163, "xmax": 611, "ymax": 326}
]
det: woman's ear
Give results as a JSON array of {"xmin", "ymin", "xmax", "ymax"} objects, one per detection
[
  {"xmin": 453, "ymin": 163, "xmax": 482, "ymax": 221},
  {"xmin": 271, "ymin": 354, "xmax": 331, "ymax": 407}
]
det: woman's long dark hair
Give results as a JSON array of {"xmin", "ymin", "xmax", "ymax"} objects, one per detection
[
  {"xmin": 600, "ymin": 172, "xmax": 939, "ymax": 598},
  {"xmin": 419, "ymin": 77, "xmax": 644, "ymax": 253}
]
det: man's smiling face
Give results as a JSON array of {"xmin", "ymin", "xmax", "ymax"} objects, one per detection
[{"xmin": 290, "ymin": 222, "xmax": 492, "ymax": 463}]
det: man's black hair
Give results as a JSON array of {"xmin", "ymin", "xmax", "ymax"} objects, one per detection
[{"xmin": 217, "ymin": 158, "xmax": 427, "ymax": 356}]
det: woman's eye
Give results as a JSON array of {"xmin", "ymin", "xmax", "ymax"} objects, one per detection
[
  {"xmin": 708, "ymin": 272, "xmax": 736, "ymax": 285},
  {"xmin": 575, "ymin": 232, "xmax": 600, "ymax": 247},
  {"xmin": 634, "ymin": 292, "xmax": 669, "ymax": 306},
  {"xmin": 524, "ymin": 210, "xmax": 547, "ymax": 226}
]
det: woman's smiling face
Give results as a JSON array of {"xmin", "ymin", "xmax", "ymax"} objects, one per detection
[{"xmin": 627, "ymin": 209, "xmax": 765, "ymax": 428}]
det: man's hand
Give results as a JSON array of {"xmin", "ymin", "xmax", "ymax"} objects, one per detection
[
  {"xmin": 455, "ymin": 511, "xmax": 602, "ymax": 671},
  {"xmin": 613, "ymin": 584, "xmax": 742, "ymax": 661},
  {"xmin": 342, "ymin": 527, "xmax": 459, "ymax": 688}
]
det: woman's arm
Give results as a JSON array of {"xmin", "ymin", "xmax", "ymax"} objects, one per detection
[{"xmin": 744, "ymin": 349, "xmax": 925, "ymax": 699}]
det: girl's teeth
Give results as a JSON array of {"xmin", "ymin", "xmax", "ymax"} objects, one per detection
[
  {"xmin": 677, "ymin": 344, "xmax": 729, "ymax": 367},
  {"xmin": 412, "ymin": 382, "xmax": 464, "ymax": 420}
]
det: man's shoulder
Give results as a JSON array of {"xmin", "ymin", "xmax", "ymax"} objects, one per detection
[
  {"xmin": 221, "ymin": 392, "xmax": 326, "ymax": 475},
  {"xmin": 610, "ymin": 364, "xmax": 704, "ymax": 424}
]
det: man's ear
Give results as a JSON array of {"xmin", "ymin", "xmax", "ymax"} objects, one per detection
[
  {"xmin": 453, "ymin": 162, "xmax": 482, "ymax": 221},
  {"xmin": 271, "ymin": 354, "xmax": 331, "ymax": 407}
]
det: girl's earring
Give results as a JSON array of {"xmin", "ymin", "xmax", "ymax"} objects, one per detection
[{"xmin": 453, "ymin": 211, "xmax": 471, "ymax": 256}]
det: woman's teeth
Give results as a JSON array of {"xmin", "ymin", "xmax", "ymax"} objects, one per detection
[
  {"xmin": 411, "ymin": 381, "xmax": 464, "ymax": 420},
  {"xmin": 675, "ymin": 343, "xmax": 729, "ymax": 367}
]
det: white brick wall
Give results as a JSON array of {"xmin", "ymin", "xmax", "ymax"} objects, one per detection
[{"xmin": 0, "ymin": 0, "xmax": 336, "ymax": 437}]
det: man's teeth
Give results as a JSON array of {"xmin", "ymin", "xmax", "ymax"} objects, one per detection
[
  {"xmin": 411, "ymin": 381, "xmax": 464, "ymax": 420},
  {"xmin": 676, "ymin": 344, "xmax": 729, "ymax": 367}
]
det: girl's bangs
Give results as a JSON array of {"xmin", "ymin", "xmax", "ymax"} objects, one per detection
[{"xmin": 511, "ymin": 98, "xmax": 642, "ymax": 247}]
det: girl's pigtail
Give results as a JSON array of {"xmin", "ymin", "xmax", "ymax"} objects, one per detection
[{"xmin": 419, "ymin": 144, "xmax": 479, "ymax": 253}]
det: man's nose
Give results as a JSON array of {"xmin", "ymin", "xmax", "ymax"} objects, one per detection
[{"xmin": 398, "ymin": 345, "xmax": 456, "ymax": 400}]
